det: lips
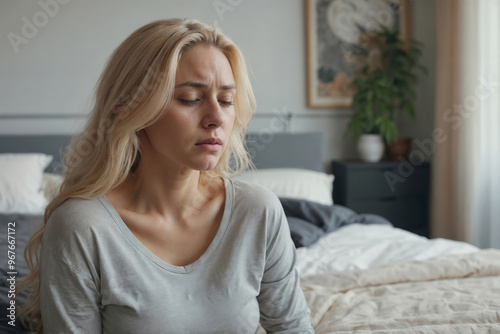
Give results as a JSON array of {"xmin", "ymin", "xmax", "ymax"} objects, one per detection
[
  {"xmin": 195, "ymin": 137, "xmax": 223, "ymax": 152},
  {"xmin": 196, "ymin": 137, "xmax": 222, "ymax": 145}
]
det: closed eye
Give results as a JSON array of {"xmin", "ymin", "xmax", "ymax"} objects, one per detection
[
  {"xmin": 179, "ymin": 99, "xmax": 200, "ymax": 105},
  {"xmin": 219, "ymin": 100, "xmax": 234, "ymax": 106}
]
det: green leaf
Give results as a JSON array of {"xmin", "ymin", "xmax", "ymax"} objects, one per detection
[{"xmin": 407, "ymin": 103, "xmax": 415, "ymax": 118}]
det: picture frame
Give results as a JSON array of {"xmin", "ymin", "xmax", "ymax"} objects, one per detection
[{"xmin": 305, "ymin": 0, "xmax": 410, "ymax": 108}]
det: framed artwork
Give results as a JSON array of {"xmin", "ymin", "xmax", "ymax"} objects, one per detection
[{"xmin": 305, "ymin": 0, "xmax": 410, "ymax": 108}]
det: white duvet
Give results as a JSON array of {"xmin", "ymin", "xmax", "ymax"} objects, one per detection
[
  {"xmin": 302, "ymin": 249, "xmax": 500, "ymax": 332},
  {"xmin": 287, "ymin": 225, "xmax": 500, "ymax": 333},
  {"xmin": 295, "ymin": 224, "xmax": 479, "ymax": 276}
]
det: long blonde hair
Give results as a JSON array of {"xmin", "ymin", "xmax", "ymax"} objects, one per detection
[{"xmin": 18, "ymin": 18, "xmax": 256, "ymax": 333}]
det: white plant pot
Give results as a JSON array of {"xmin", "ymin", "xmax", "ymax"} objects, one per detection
[{"xmin": 357, "ymin": 134, "xmax": 384, "ymax": 162}]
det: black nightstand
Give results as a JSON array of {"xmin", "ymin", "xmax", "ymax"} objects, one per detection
[{"xmin": 332, "ymin": 160, "xmax": 431, "ymax": 237}]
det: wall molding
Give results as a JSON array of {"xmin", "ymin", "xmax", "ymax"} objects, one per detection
[
  {"xmin": 0, "ymin": 110, "xmax": 353, "ymax": 120},
  {"xmin": 0, "ymin": 114, "xmax": 86, "ymax": 119}
]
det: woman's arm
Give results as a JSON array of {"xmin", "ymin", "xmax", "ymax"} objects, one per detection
[
  {"xmin": 257, "ymin": 206, "xmax": 315, "ymax": 333},
  {"xmin": 39, "ymin": 244, "xmax": 102, "ymax": 333}
]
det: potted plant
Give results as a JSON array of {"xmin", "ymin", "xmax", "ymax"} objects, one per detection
[{"xmin": 345, "ymin": 27, "xmax": 427, "ymax": 162}]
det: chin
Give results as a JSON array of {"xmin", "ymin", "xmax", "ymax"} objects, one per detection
[{"xmin": 194, "ymin": 159, "xmax": 219, "ymax": 171}]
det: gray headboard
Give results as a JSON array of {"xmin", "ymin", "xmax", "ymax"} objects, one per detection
[
  {"xmin": 246, "ymin": 132, "xmax": 324, "ymax": 171},
  {"xmin": 0, "ymin": 132, "xmax": 325, "ymax": 173}
]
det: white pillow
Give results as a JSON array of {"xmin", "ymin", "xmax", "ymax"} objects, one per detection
[
  {"xmin": 0, "ymin": 153, "xmax": 53, "ymax": 214},
  {"xmin": 234, "ymin": 168, "xmax": 334, "ymax": 205}
]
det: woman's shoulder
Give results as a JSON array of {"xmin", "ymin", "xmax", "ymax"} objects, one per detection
[
  {"xmin": 44, "ymin": 196, "xmax": 114, "ymax": 247},
  {"xmin": 231, "ymin": 178, "xmax": 278, "ymax": 202},
  {"xmin": 228, "ymin": 177, "xmax": 283, "ymax": 213},
  {"xmin": 41, "ymin": 197, "xmax": 113, "ymax": 280},
  {"xmin": 227, "ymin": 178, "xmax": 288, "ymax": 243},
  {"xmin": 49, "ymin": 196, "xmax": 111, "ymax": 225}
]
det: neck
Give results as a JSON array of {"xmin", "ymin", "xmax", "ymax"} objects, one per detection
[{"xmin": 109, "ymin": 157, "xmax": 220, "ymax": 220}]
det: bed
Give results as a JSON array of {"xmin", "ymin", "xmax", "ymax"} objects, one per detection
[{"xmin": 1, "ymin": 133, "xmax": 500, "ymax": 333}]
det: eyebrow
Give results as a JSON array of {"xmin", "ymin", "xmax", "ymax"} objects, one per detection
[{"xmin": 175, "ymin": 81, "xmax": 236, "ymax": 90}]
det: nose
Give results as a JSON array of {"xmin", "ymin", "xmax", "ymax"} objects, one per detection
[{"xmin": 201, "ymin": 97, "xmax": 224, "ymax": 129}]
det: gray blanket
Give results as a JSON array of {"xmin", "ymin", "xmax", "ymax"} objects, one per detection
[{"xmin": 279, "ymin": 198, "xmax": 392, "ymax": 248}]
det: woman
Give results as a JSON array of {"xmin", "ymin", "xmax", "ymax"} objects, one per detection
[{"xmin": 19, "ymin": 19, "xmax": 314, "ymax": 333}]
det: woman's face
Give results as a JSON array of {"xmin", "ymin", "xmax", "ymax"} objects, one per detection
[{"xmin": 142, "ymin": 44, "xmax": 236, "ymax": 172}]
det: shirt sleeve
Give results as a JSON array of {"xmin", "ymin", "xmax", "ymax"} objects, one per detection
[
  {"xmin": 257, "ymin": 204, "xmax": 315, "ymax": 333},
  {"xmin": 39, "ymin": 245, "xmax": 102, "ymax": 334}
]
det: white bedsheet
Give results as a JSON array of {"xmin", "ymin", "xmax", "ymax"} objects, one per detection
[{"xmin": 295, "ymin": 224, "xmax": 479, "ymax": 277}]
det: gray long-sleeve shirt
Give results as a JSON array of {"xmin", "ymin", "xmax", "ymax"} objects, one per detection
[{"xmin": 39, "ymin": 178, "xmax": 314, "ymax": 333}]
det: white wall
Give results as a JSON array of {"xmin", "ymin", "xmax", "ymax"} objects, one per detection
[{"xmin": 0, "ymin": 0, "xmax": 434, "ymax": 168}]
